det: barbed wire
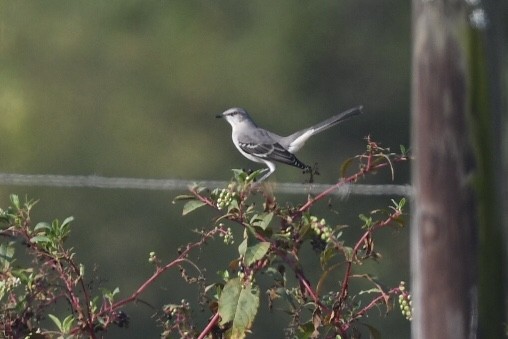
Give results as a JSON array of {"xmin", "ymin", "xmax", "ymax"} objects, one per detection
[{"xmin": 0, "ymin": 172, "xmax": 412, "ymax": 197}]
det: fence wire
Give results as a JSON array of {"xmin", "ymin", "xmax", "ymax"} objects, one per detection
[{"xmin": 0, "ymin": 173, "xmax": 412, "ymax": 197}]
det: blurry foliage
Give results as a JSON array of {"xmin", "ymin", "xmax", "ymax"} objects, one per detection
[
  {"xmin": 0, "ymin": 1, "xmax": 427, "ymax": 337},
  {"xmin": 0, "ymin": 138, "xmax": 411, "ymax": 338}
]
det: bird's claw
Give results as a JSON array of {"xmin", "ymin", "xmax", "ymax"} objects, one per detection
[{"xmin": 303, "ymin": 163, "xmax": 320, "ymax": 183}]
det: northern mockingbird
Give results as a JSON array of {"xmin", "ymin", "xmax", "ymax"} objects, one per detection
[{"xmin": 216, "ymin": 106, "xmax": 362, "ymax": 183}]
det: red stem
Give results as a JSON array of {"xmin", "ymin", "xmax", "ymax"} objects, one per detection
[
  {"xmin": 299, "ymin": 155, "xmax": 407, "ymax": 213},
  {"xmin": 198, "ymin": 312, "xmax": 220, "ymax": 339},
  {"xmin": 335, "ymin": 210, "xmax": 402, "ymax": 321},
  {"xmin": 93, "ymin": 228, "xmax": 220, "ymax": 319}
]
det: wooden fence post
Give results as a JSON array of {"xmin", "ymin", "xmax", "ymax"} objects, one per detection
[{"xmin": 411, "ymin": 0, "xmax": 476, "ymax": 338}]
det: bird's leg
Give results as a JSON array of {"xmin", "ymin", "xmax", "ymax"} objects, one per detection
[
  {"xmin": 312, "ymin": 162, "xmax": 320, "ymax": 176},
  {"xmin": 257, "ymin": 167, "xmax": 274, "ymax": 183},
  {"xmin": 303, "ymin": 163, "xmax": 320, "ymax": 183},
  {"xmin": 248, "ymin": 168, "xmax": 269, "ymax": 182},
  {"xmin": 252, "ymin": 162, "xmax": 276, "ymax": 184},
  {"xmin": 249, "ymin": 168, "xmax": 273, "ymax": 190}
]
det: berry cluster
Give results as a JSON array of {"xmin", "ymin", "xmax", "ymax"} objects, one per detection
[
  {"xmin": 398, "ymin": 281, "xmax": 413, "ymax": 321},
  {"xmin": 148, "ymin": 251, "xmax": 157, "ymax": 263},
  {"xmin": 310, "ymin": 216, "xmax": 333, "ymax": 243},
  {"xmin": 112, "ymin": 310, "xmax": 130, "ymax": 328},
  {"xmin": 161, "ymin": 299, "xmax": 193, "ymax": 336},
  {"xmin": 216, "ymin": 183, "xmax": 237, "ymax": 210},
  {"xmin": 217, "ymin": 224, "xmax": 234, "ymax": 245},
  {"xmin": 164, "ymin": 299, "xmax": 190, "ymax": 317}
]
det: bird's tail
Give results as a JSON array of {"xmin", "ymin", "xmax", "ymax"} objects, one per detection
[
  {"xmin": 283, "ymin": 106, "xmax": 363, "ymax": 153},
  {"xmin": 307, "ymin": 105, "xmax": 363, "ymax": 135}
]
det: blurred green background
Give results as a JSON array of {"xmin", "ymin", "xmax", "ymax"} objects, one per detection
[{"xmin": 0, "ymin": 1, "xmax": 440, "ymax": 337}]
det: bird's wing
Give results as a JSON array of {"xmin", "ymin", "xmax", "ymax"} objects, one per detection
[
  {"xmin": 236, "ymin": 127, "xmax": 310, "ymax": 169},
  {"xmin": 238, "ymin": 141, "xmax": 309, "ymax": 170}
]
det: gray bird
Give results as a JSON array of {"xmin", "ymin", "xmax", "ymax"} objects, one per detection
[{"xmin": 216, "ymin": 106, "xmax": 362, "ymax": 183}]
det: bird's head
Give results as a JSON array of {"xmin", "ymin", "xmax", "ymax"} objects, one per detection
[{"xmin": 216, "ymin": 107, "xmax": 254, "ymax": 127}]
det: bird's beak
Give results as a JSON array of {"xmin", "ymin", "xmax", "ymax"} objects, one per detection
[{"xmin": 215, "ymin": 114, "xmax": 223, "ymax": 119}]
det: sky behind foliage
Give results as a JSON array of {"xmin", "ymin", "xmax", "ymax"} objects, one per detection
[{"xmin": 0, "ymin": 1, "xmax": 411, "ymax": 181}]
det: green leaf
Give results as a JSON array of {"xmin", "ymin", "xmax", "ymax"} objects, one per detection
[
  {"xmin": 245, "ymin": 169, "xmax": 264, "ymax": 182},
  {"xmin": 182, "ymin": 200, "xmax": 206, "ymax": 216},
  {"xmin": 61, "ymin": 315, "xmax": 75, "ymax": 333},
  {"xmin": 48, "ymin": 314, "xmax": 74, "ymax": 334},
  {"xmin": 101, "ymin": 286, "xmax": 120, "ymax": 303},
  {"xmin": 343, "ymin": 246, "xmax": 354, "ymax": 262},
  {"xmin": 244, "ymin": 242, "xmax": 270, "ymax": 266},
  {"xmin": 0, "ymin": 241, "xmax": 15, "ymax": 271},
  {"xmin": 172, "ymin": 194, "xmax": 197, "ymax": 203},
  {"xmin": 218, "ymin": 277, "xmax": 260, "ymax": 339},
  {"xmin": 227, "ymin": 199, "xmax": 240, "ymax": 213},
  {"xmin": 90, "ymin": 296, "xmax": 99, "ymax": 313},
  {"xmin": 296, "ymin": 321, "xmax": 316, "ymax": 338},
  {"xmin": 34, "ymin": 222, "xmax": 51, "ymax": 232},
  {"xmin": 232, "ymin": 169, "xmax": 248, "ymax": 182},
  {"xmin": 57, "ymin": 217, "xmax": 72, "ymax": 239},
  {"xmin": 251, "ymin": 212, "xmax": 273, "ymax": 231},
  {"xmin": 232, "ymin": 168, "xmax": 265, "ymax": 184},
  {"xmin": 61, "ymin": 216, "xmax": 74, "ymax": 227},
  {"xmin": 340, "ymin": 156, "xmax": 356, "ymax": 177},
  {"xmin": 11, "ymin": 268, "xmax": 32, "ymax": 284},
  {"xmin": 359, "ymin": 213, "xmax": 373, "ymax": 229},
  {"xmin": 218, "ymin": 269, "xmax": 230, "ymax": 282},
  {"xmin": 399, "ymin": 197, "xmax": 406, "ymax": 208},
  {"xmin": 48, "ymin": 314, "xmax": 62, "ymax": 332},
  {"xmin": 30, "ymin": 235, "xmax": 51, "ymax": 244},
  {"xmin": 9, "ymin": 194, "xmax": 20, "ymax": 210},
  {"xmin": 238, "ymin": 238, "xmax": 248, "ymax": 257},
  {"xmin": 391, "ymin": 197, "xmax": 406, "ymax": 212}
]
